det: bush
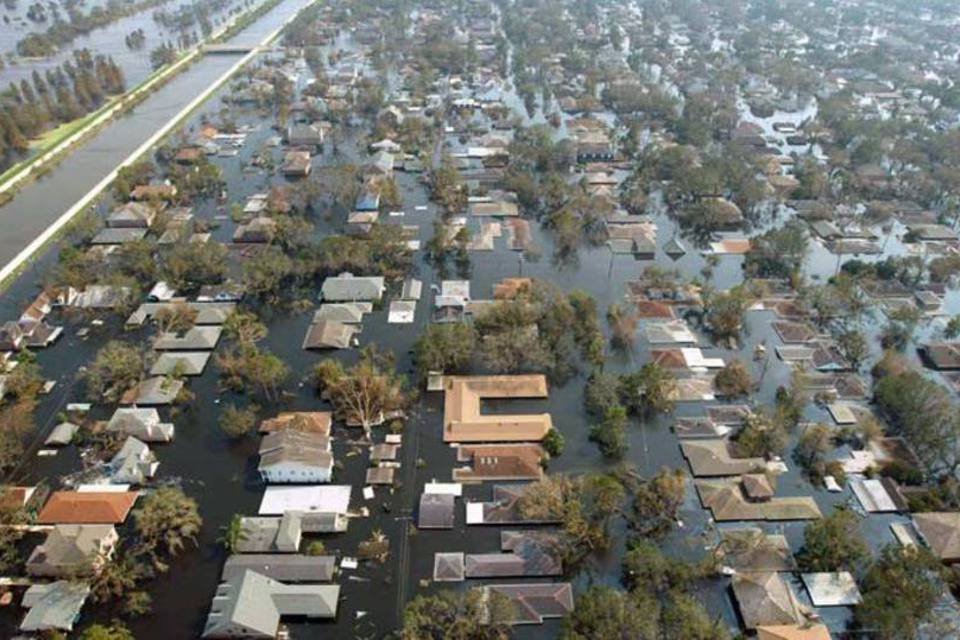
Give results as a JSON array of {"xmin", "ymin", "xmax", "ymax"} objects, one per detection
[{"xmin": 542, "ymin": 429, "xmax": 565, "ymax": 457}]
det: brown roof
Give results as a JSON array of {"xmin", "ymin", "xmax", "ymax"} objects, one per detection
[
  {"xmin": 259, "ymin": 412, "xmax": 332, "ymax": 435},
  {"xmin": 453, "ymin": 444, "xmax": 544, "ymax": 482},
  {"xmin": 732, "ymin": 571, "xmax": 809, "ymax": 629},
  {"xmin": 757, "ymin": 624, "xmax": 832, "ymax": 640},
  {"xmin": 921, "ymin": 343, "xmax": 960, "ymax": 371},
  {"xmin": 37, "ymin": 492, "xmax": 138, "ymax": 525},
  {"xmin": 651, "ymin": 349, "xmax": 687, "ymax": 369},
  {"xmin": 719, "ymin": 529, "xmax": 796, "ymax": 572},
  {"xmin": 632, "ymin": 300, "xmax": 676, "ymax": 318},
  {"xmin": 493, "ymin": 278, "xmax": 532, "ymax": 299},
  {"xmin": 742, "ymin": 473, "xmax": 776, "ymax": 500},
  {"xmin": 914, "ymin": 512, "xmax": 960, "ymax": 562},
  {"xmin": 442, "ymin": 376, "xmax": 552, "ymax": 443},
  {"xmin": 680, "ymin": 439, "xmax": 766, "ymax": 477},
  {"xmin": 485, "ymin": 583, "xmax": 574, "ymax": 624},
  {"xmin": 696, "ymin": 479, "xmax": 822, "ymax": 522}
]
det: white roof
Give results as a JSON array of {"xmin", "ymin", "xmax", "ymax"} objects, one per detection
[
  {"xmin": 801, "ymin": 572, "xmax": 862, "ymax": 606},
  {"xmin": 388, "ymin": 300, "xmax": 416, "ymax": 324},
  {"xmin": 259, "ymin": 486, "xmax": 351, "ymax": 515},
  {"xmin": 465, "ymin": 502, "xmax": 484, "ymax": 524},
  {"xmin": 850, "ymin": 477, "xmax": 898, "ymax": 512},
  {"xmin": 681, "ymin": 348, "xmax": 724, "ymax": 369},
  {"xmin": 440, "ymin": 280, "xmax": 471, "ymax": 299},
  {"xmin": 424, "ymin": 482, "xmax": 462, "ymax": 496},
  {"xmin": 827, "ymin": 403, "xmax": 857, "ymax": 425},
  {"xmin": 76, "ymin": 484, "xmax": 132, "ymax": 492}
]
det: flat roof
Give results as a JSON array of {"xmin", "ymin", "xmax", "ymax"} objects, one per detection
[{"xmin": 259, "ymin": 486, "xmax": 351, "ymax": 516}]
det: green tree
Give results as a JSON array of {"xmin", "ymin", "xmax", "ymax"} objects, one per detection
[
  {"xmin": 590, "ymin": 405, "xmax": 628, "ymax": 459},
  {"xmin": 662, "ymin": 592, "xmax": 730, "ymax": 640},
  {"xmin": 713, "ymin": 360, "xmax": 752, "ymax": 397},
  {"xmin": 133, "ymin": 487, "xmax": 201, "ymax": 572},
  {"xmin": 631, "ymin": 468, "xmax": 686, "ymax": 539},
  {"xmin": 83, "ymin": 341, "xmax": 145, "ymax": 401},
  {"xmin": 584, "ymin": 373, "xmax": 621, "ymax": 417},
  {"xmin": 412, "ymin": 323, "xmax": 476, "ymax": 382},
  {"xmin": 219, "ymin": 404, "xmax": 257, "ymax": 439},
  {"xmin": 77, "ymin": 623, "xmax": 135, "ymax": 640},
  {"xmin": 314, "ymin": 348, "xmax": 407, "ymax": 438},
  {"xmin": 856, "ymin": 545, "xmax": 944, "ymax": 640},
  {"xmin": 619, "ymin": 363, "xmax": 677, "ymax": 417},
  {"xmin": 401, "ymin": 589, "xmax": 512, "ymax": 640},
  {"xmin": 797, "ymin": 507, "xmax": 868, "ymax": 572},
  {"xmin": 560, "ymin": 585, "xmax": 659, "ymax": 640},
  {"xmin": 542, "ymin": 428, "xmax": 565, "ymax": 457}
]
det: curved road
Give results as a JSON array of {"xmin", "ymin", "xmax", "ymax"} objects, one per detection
[{"xmin": 0, "ymin": 0, "xmax": 314, "ymax": 287}]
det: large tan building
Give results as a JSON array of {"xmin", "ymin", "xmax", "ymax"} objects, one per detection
[{"xmin": 442, "ymin": 375, "xmax": 552, "ymax": 443}]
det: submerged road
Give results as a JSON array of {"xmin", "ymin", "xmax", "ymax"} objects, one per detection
[{"xmin": 0, "ymin": 0, "xmax": 315, "ymax": 287}]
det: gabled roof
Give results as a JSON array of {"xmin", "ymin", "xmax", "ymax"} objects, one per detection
[
  {"xmin": 38, "ymin": 491, "xmax": 138, "ymax": 525},
  {"xmin": 259, "ymin": 412, "xmax": 331, "ymax": 435},
  {"xmin": 914, "ymin": 511, "xmax": 960, "ymax": 562},
  {"xmin": 732, "ymin": 571, "xmax": 808, "ymax": 629},
  {"xmin": 20, "ymin": 581, "xmax": 90, "ymax": 632}
]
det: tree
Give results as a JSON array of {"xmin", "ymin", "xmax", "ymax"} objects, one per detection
[
  {"xmin": 218, "ymin": 514, "xmax": 246, "ymax": 553},
  {"xmin": 744, "ymin": 221, "xmax": 808, "ymax": 279},
  {"xmin": 584, "ymin": 373, "xmax": 621, "ymax": 417},
  {"xmin": 607, "ymin": 302, "xmax": 639, "ymax": 351},
  {"xmin": 837, "ymin": 328, "xmax": 869, "ymax": 370},
  {"xmin": 412, "ymin": 323, "xmax": 475, "ymax": 381},
  {"xmin": 661, "ymin": 593, "xmax": 730, "ymax": 640},
  {"xmin": 154, "ymin": 302, "xmax": 198, "ymax": 334},
  {"xmin": 734, "ymin": 412, "xmax": 788, "ymax": 458},
  {"xmin": 77, "ymin": 623, "xmax": 135, "ymax": 640},
  {"xmin": 619, "ymin": 363, "xmax": 677, "ymax": 417},
  {"xmin": 705, "ymin": 286, "xmax": 751, "ymax": 346},
  {"xmin": 401, "ymin": 589, "xmax": 512, "ymax": 640},
  {"xmin": 133, "ymin": 487, "xmax": 201, "ymax": 572},
  {"xmin": 162, "ymin": 240, "xmax": 228, "ymax": 290},
  {"xmin": 794, "ymin": 423, "xmax": 833, "ymax": 482},
  {"xmin": 560, "ymin": 585, "xmax": 659, "ymax": 640},
  {"xmin": 83, "ymin": 341, "xmax": 145, "ymax": 401},
  {"xmin": 89, "ymin": 551, "xmax": 150, "ymax": 608},
  {"xmin": 219, "ymin": 404, "xmax": 257, "ymax": 439},
  {"xmin": 797, "ymin": 507, "xmax": 868, "ymax": 572},
  {"xmin": 856, "ymin": 545, "xmax": 944, "ymax": 640},
  {"xmin": 216, "ymin": 346, "xmax": 289, "ymax": 402},
  {"xmin": 590, "ymin": 405, "xmax": 628, "ymax": 459},
  {"xmin": 622, "ymin": 538, "xmax": 699, "ymax": 594},
  {"xmin": 358, "ymin": 528, "xmax": 390, "ymax": 563},
  {"xmin": 875, "ymin": 370, "xmax": 960, "ymax": 477},
  {"xmin": 242, "ymin": 246, "xmax": 294, "ymax": 301},
  {"xmin": 222, "ymin": 311, "xmax": 267, "ymax": 346},
  {"xmin": 314, "ymin": 348, "xmax": 407, "ymax": 438},
  {"xmin": 542, "ymin": 428, "xmax": 565, "ymax": 457},
  {"xmin": 631, "ymin": 468, "xmax": 686, "ymax": 539},
  {"xmin": 713, "ymin": 360, "xmax": 752, "ymax": 397}
]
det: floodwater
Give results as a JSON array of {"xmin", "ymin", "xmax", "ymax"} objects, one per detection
[
  {"xmin": 0, "ymin": 0, "xmax": 314, "ymax": 279},
  {"xmin": 0, "ymin": 9, "xmax": 947, "ymax": 640},
  {"xmin": 0, "ymin": 0, "xmax": 256, "ymax": 88}
]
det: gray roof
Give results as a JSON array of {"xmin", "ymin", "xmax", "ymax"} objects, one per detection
[
  {"xmin": 222, "ymin": 554, "xmax": 336, "ymax": 583},
  {"xmin": 121, "ymin": 376, "xmax": 184, "ymax": 406},
  {"xmin": 433, "ymin": 552, "xmax": 465, "ymax": 582},
  {"xmin": 236, "ymin": 513, "xmax": 348, "ymax": 554},
  {"xmin": 312, "ymin": 303, "xmax": 368, "ymax": 324},
  {"xmin": 20, "ymin": 581, "xmax": 90, "ymax": 632},
  {"xmin": 320, "ymin": 273, "xmax": 385, "ymax": 302},
  {"xmin": 109, "ymin": 436, "xmax": 158, "ymax": 485},
  {"xmin": 150, "ymin": 352, "xmax": 212, "ymax": 376},
  {"xmin": 153, "ymin": 326, "xmax": 222, "ymax": 351},
  {"xmin": 302, "ymin": 321, "xmax": 359, "ymax": 350},
  {"xmin": 45, "ymin": 422, "xmax": 78, "ymax": 446},
  {"xmin": 401, "ymin": 278, "xmax": 423, "ymax": 300},
  {"xmin": 106, "ymin": 408, "xmax": 175, "ymax": 442},
  {"xmin": 26, "ymin": 524, "xmax": 116, "ymax": 577},
  {"xmin": 202, "ymin": 570, "xmax": 339, "ymax": 638},
  {"xmin": 418, "ymin": 493, "xmax": 455, "ymax": 529},
  {"xmin": 90, "ymin": 227, "xmax": 147, "ymax": 245},
  {"xmin": 258, "ymin": 430, "xmax": 333, "ymax": 473}
]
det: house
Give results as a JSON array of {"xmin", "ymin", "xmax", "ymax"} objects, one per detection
[
  {"xmin": 153, "ymin": 326, "xmax": 222, "ymax": 351},
  {"xmin": 463, "ymin": 531, "xmax": 562, "ymax": 578},
  {"xmin": 259, "ymin": 412, "xmax": 331, "ymax": 435},
  {"xmin": 109, "ymin": 437, "xmax": 159, "ymax": 485},
  {"xmin": 717, "ymin": 529, "xmax": 796, "ymax": 572},
  {"xmin": 37, "ymin": 491, "xmax": 138, "ymax": 525},
  {"xmin": 90, "ymin": 227, "xmax": 148, "ymax": 245},
  {"xmin": 120, "ymin": 376, "xmax": 184, "ymax": 406},
  {"xmin": 235, "ymin": 512, "xmax": 348, "ymax": 553},
  {"xmin": 756, "ymin": 625, "xmax": 832, "ymax": 640},
  {"xmin": 287, "ymin": 123, "xmax": 324, "ymax": 148},
  {"xmin": 26, "ymin": 524, "xmax": 118, "ymax": 578},
  {"xmin": 19, "ymin": 581, "xmax": 90, "ymax": 633},
  {"xmin": 680, "ymin": 439, "xmax": 767, "ymax": 477},
  {"xmin": 433, "ymin": 552, "xmax": 466, "ymax": 581},
  {"xmin": 913, "ymin": 512, "xmax": 960, "ymax": 563},
  {"xmin": 258, "ymin": 430, "xmax": 333, "ymax": 483},
  {"xmin": 482, "ymin": 583, "xmax": 573, "ymax": 624},
  {"xmin": 233, "ymin": 216, "xmax": 278, "ymax": 243},
  {"xmin": 313, "ymin": 303, "xmax": 370, "ymax": 324},
  {"xmin": 920, "ymin": 343, "xmax": 960, "ymax": 371},
  {"xmin": 105, "ymin": 408, "xmax": 175, "ymax": 442},
  {"xmin": 302, "ymin": 321, "xmax": 360, "ymax": 350},
  {"xmin": 202, "ymin": 570, "xmax": 340, "ymax": 638},
  {"xmin": 258, "ymin": 486, "xmax": 351, "ymax": 516},
  {"xmin": 282, "ymin": 150, "xmax": 313, "ymax": 177},
  {"xmin": 418, "ymin": 493, "xmax": 455, "ymax": 529},
  {"xmin": 365, "ymin": 466, "xmax": 396, "ymax": 485},
  {"xmin": 466, "ymin": 485, "xmax": 562, "ymax": 526},
  {"xmin": 442, "ymin": 375, "xmax": 552, "ymax": 443},
  {"xmin": 106, "ymin": 202, "xmax": 158, "ymax": 228},
  {"xmin": 130, "ymin": 184, "xmax": 177, "ymax": 201},
  {"xmin": 221, "ymin": 554, "xmax": 336, "ymax": 583},
  {"xmin": 732, "ymin": 572, "xmax": 810, "ymax": 629},
  {"xmin": 800, "ymin": 572, "xmax": 862, "ymax": 606},
  {"xmin": 453, "ymin": 444, "xmax": 545, "ymax": 482},
  {"xmin": 320, "ymin": 273, "xmax": 385, "ymax": 302},
  {"xmin": 45, "ymin": 422, "xmax": 78, "ymax": 446},
  {"xmin": 150, "ymin": 352, "xmax": 212, "ymax": 377},
  {"xmin": 695, "ymin": 479, "xmax": 822, "ymax": 521}
]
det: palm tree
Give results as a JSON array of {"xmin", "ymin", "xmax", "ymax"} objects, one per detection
[
  {"xmin": 133, "ymin": 487, "xmax": 202, "ymax": 571},
  {"xmin": 218, "ymin": 514, "xmax": 247, "ymax": 553}
]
